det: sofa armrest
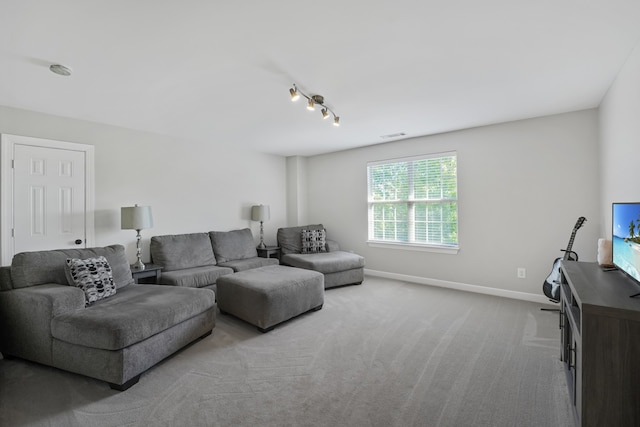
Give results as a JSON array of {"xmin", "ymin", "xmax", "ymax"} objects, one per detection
[
  {"xmin": 0, "ymin": 266, "xmax": 12, "ymax": 291},
  {"xmin": 326, "ymin": 239, "xmax": 340, "ymax": 252},
  {"xmin": 0, "ymin": 284, "xmax": 85, "ymax": 364}
]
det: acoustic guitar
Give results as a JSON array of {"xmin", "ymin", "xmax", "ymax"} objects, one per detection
[{"xmin": 543, "ymin": 216, "xmax": 586, "ymax": 302}]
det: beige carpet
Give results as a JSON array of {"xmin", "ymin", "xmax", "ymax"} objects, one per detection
[{"xmin": 0, "ymin": 276, "xmax": 576, "ymax": 427}]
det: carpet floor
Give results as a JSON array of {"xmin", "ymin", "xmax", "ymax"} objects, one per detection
[{"xmin": 0, "ymin": 276, "xmax": 577, "ymax": 427}]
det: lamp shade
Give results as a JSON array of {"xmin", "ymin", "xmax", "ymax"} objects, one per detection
[
  {"xmin": 251, "ymin": 205, "xmax": 270, "ymax": 222},
  {"xmin": 121, "ymin": 205, "xmax": 153, "ymax": 230}
]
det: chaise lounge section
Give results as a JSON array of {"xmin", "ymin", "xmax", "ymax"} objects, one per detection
[
  {"xmin": 0, "ymin": 245, "xmax": 215, "ymax": 391},
  {"xmin": 277, "ymin": 224, "xmax": 365, "ymax": 288}
]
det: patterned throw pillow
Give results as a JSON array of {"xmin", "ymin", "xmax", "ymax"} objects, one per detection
[
  {"xmin": 301, "ymin": 229, "xmax": 327, "ymax": 254},
  {"xmin": 65, "ymin": 256, "xmax": 116, "ymax": 305}
]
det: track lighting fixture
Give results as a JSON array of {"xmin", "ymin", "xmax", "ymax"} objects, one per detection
[{"xmin": 289, "ymin": 83, "xmax": 340, "ymax": 126}]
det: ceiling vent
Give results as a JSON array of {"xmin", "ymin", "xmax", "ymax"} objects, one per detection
[{"xmin": 380, "ymin": 132, "xmax": 407, "ymax": 139}]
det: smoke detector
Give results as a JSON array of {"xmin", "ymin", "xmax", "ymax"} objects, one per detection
[{"xmin": 49, "ymin": 64, "xmax": 72, "ymax": 76}]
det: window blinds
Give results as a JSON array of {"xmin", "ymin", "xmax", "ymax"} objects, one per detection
[{"xmin": 367, "ymin": 152, "xmax": 458, "ymax": 247}]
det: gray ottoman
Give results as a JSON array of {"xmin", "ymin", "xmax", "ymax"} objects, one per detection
[{"xmin": 216, "ymin": 265, "xmax": 324, "ymax": 332}]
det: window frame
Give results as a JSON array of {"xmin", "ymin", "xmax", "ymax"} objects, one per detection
[{"xmin": 366, "ymin": 151, "xmax": 459, "ymax": 254}]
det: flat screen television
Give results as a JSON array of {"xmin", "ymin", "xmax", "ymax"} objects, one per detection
[{"xmin": 612, "ymin": 202, "xmax": 640, "ymax": 285}]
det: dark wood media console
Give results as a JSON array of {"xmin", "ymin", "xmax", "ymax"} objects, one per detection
[{"xmin": 559, "ymin": 261, "xmax": 640, "ymax": 427}]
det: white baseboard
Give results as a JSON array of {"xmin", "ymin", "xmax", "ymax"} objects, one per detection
[{"xmin": 364, "ymin": 268, "xmax": 555, "ymax": 306}]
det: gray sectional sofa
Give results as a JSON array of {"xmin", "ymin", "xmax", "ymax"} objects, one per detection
[
  {"xmin": 277, "ymin": 224, "xmax": 365, "ymax": 288},
  {"xmin": 150, "ymin": 228, "xmax": 279, "ymax": 292},
  {"xmin": 0, "ymin": 226, "xmax": 365, "ymax": 389},
  {"xmin": 0, "ymin": 245, "xmax": 215, "ymax": 391}
]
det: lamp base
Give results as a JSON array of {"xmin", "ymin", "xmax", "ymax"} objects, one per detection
[
  {"xmin": 258, "ymin": 220, "xmax": 267, "ymax": 249},
  {"xmin": 132, "ymin": 259, "xmax": 146, "ymax": 271},
  {"xmin": 132, "ymin": 229, "xmax": 146, "ymax": 271}
]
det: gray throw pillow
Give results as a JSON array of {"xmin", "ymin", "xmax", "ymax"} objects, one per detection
[
  {"xmin": 301, "ymin": 229, "xmax": 327, "ymax": 254},
  {"xmin": 65, "ymin": 256, "xmax": 116, "ymax": 305}
]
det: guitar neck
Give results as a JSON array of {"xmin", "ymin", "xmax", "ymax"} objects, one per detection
[{"xmin": 563, "ymin": 232, "xmax": 578, "ymax": 260}]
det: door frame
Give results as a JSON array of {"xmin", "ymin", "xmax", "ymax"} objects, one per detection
[{"xmin": 1, "ymin": 134, "xmax": 95, "ymax": 265}]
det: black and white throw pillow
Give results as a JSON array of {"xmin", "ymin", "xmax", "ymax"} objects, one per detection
[
  {"xmin": 301, "ymin": 229, "xmax": 327, "ymax": 254},
  {"xmin": 65, "ymin": 256, "xmax": 116, "ymax": 305}
]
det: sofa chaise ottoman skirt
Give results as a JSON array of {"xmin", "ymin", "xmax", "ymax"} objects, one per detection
[{"xmin": 216, "ymin": 265, "xmax": 324, "ymax": 332}]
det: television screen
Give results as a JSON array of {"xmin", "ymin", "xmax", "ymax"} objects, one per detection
[{"xmin": 612, "ymin": 202, "xmax": 640, "ymax": 284}]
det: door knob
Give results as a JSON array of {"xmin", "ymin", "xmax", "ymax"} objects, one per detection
[{"xmin": 75, "ymin": 239, "xmax": 83, "ymax": 245}]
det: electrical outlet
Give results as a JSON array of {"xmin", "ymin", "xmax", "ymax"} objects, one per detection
[{"xmin": 517, "ymin": 268, "xmax": 526, "ymax": 279}]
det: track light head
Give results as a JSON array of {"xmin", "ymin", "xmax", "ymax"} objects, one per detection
[
  {"xmin": 307, "ymin": 99, "xmax": 315, "ymax": 111},
  {"xmin": 290, "ymin": 87, "xmax": 300, "ymax": 101},
  {"xmin": 333, "ymin": 116, "xmax": 340, "ymax": 126},
  {"xmin": 321, "ymin": 108, "xmax": 330, "ymax": 119}
]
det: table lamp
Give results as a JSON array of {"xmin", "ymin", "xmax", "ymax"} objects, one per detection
[
  {"xmin": 121, "ymin": 204, "xmax": 153, "ymax": 270},
  {"xmin": 251, "ymin": 204, "xmax": 270, "ymax": 249}
]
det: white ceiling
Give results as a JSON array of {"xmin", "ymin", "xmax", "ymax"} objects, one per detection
[{"xmin": 2, "ymin": 1, "xmax": 640, "ymax": 157}]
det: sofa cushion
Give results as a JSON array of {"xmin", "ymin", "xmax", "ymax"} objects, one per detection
[
  {"xmin": 160, "ymin": 265, "xmax": 233, "ymax": 288},
  {"xmin": 51, "ymin": 285, "xmax": 215, "ymax": 350},
  {"xmin": 218, "ymin": 257, "xmax": 279, "ymax": 272},
  {"xmin": 150, "ymin": 233, "xmax": 217, "ymax": 271},
  {"xmin": 277, "ymin": 224, "xmax": 324, "ymax": 255},
  {"xmin": 301, "ymin": 229, "xmax": 327, "ymax": 254},
  {"xmin": 65, "ymin": 256, "xmax": 117, "ymax": 305},
  {"xmin": 10, "ymin": 245, "xmax": 134, "ymax": 290},
  {"xmin": 209, "ymin": 228, "xmax": 258, "ymax": 263},
  {"xmin": 281, "ymin": 251, "xmax": 365, "ymax": 274}
]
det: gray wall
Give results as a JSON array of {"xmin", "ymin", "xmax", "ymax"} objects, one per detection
[
  {"xmin": 599, "ymin": 40, "xmax": 640, "ymax": 235},
  {"xmin": 0, "ymin": 106, "xmax": 287, "ymax": 264},
  {"xmin": 304, "ymin": 110, "xmax": 601, "ymax": 299},
  {"xmin": 4, "ymin": 62, "xmax": 635, "ymax": 302}
]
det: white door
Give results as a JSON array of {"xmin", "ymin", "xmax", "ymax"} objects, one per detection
[
  {"xmin": 13, "ymin": 144, "xmax": 87, "ymax": 253},
  {"xmin": 1, "ymin": 134, "xmax": 95, "ymax": 265}
]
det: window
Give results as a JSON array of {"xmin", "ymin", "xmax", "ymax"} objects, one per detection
[{"xmin": 367, "ymin": 152, "xmax": 458, "ymax": 250}]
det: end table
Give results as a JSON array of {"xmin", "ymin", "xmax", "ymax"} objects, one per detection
[
  {"xmin": 131, "ymin": 264, "xmax": 162, "ymax": 284},
  {"xmin": 257, "ymin": 246, "xmax": 280, "ymax": 260}
]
